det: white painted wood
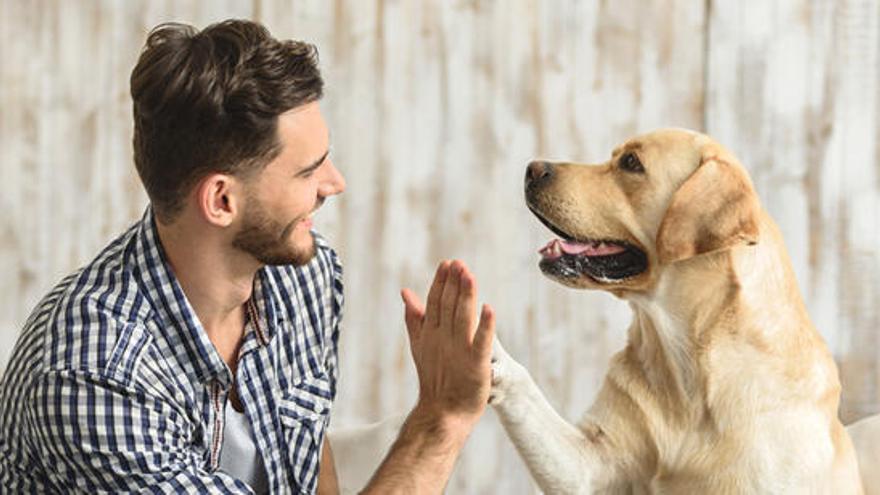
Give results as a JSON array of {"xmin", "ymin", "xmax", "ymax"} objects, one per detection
[{"xmin": 1, "ymin": 1, "xmax": 877, "ymax": 493}]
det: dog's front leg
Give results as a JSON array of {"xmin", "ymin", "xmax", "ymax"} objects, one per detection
[{"xmin": 491, "ymin": 340, "xmax": 607, "ymax": 494}]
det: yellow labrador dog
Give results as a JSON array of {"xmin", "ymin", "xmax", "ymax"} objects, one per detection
[{"xmin": 490, "ymin": 129, "xmax": 864, "ymax": 494}]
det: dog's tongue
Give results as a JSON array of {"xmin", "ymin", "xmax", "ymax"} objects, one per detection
[{"xmin": 539, "ymin": 239, "xmax": 626, "ymax": 259}]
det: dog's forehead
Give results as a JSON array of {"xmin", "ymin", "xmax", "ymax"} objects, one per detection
[
  {"xmin": 611, "ymin": 140, "xmax": 644, "ymax": 157},
  {"xmin": 611, "ymin": 130, "xmax": 713, "ymax": 170},
  {"xmin": 613, "ymin": 129, "xmax": 704, "ymax": 154}
]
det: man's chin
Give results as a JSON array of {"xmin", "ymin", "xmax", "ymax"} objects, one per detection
[
  {"xmin": 289, "ymin": 230, "xmax": 317, "ymax": 264},
  {"xmin": 246, "ymin": 232, "xmax": 317, "ymax": 267},
  {"xmin": 288, "ymin": 230, "xmax": 320, "ymax": 265},
  {"xmin": 289, "ymin": 243, "xmax": 317, "ymax": 267},
  {"xmin": 257, "ymin": 248, "xmax": 315, "ymax": 267}
]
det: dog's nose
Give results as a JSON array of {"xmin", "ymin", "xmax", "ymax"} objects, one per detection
[{"xmin": 526, "ymin": 160, "xmax": 554, "ymax": 187}]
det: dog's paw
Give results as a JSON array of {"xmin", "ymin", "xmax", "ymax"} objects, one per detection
[{"xmin": 489, "ymin": 338, "xmax": 528, "ymax": 406}]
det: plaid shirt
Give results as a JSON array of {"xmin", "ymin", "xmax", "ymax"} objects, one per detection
[{"xmin": 0, "ymin": 207, "xmax": 343, "ymax": 494}]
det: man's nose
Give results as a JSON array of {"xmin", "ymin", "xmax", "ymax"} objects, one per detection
[
  {"xmin": 525, "ymin": 160, "xmax": 554, "ymax": 188},
  {"xmin": 318, "ymin": 160, "xmax": 346, "ymax": 197}
]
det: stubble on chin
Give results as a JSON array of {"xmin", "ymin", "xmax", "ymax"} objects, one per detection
[
  {"xmin": 284, "ymin": 229, "xmax": 317, "ymax": 267},
  {"xmin": 232, "ymin": 210, "xmax": 317, "ymax": 267}
]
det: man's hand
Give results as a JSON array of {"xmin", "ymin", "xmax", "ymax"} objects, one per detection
[
  {"xmin": 361, "ymin": 260, "xmax": 495, "ymax": 494},
  {"xmin": 401, "ymin": 260, "xmax": 496, "ymax": 430}
]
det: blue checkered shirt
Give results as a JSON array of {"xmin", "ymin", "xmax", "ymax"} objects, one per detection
[{"xmin": 0, "ymin": 207, "xmax": 343, "ymax": 494}]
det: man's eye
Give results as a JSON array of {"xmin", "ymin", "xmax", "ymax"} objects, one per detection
[{"xmin": 619, "ymin": 152, "xmax": 645, "ymax": 173}]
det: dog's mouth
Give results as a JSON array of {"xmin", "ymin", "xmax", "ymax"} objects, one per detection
[{"xmin": 530, "ymin": 207, "xmax": 648, "ymax": 283}]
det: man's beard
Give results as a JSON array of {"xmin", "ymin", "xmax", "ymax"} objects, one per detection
[{"xmin": 232, "ymin": 195, "xmax": 317, "ymax": 267}]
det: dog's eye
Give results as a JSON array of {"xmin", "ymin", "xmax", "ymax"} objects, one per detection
[{"xmin": 619, "ymin": 152, "xmax": 645, "ymax": 173}]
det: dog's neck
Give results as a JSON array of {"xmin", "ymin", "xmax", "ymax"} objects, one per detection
[{"xmin": 625, "ymin": 214, "xmax": 814, "ymax": 418}]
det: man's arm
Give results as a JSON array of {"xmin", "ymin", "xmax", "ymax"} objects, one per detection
[
  {"xmin": 361, "ymin": 260, "xmax": 495, "ymax": 494},
  {"xmin": 317, "ymin": 436, "xmax": 340, "ymax": 494},
  {"xmin": 359, "ymin": 405, "xmax": 471, "ymax": 493}
]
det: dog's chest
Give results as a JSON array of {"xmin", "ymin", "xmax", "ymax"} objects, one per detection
[{"xmin": 649, "ymin": 408, "xmax": 836, "ymax": 491}]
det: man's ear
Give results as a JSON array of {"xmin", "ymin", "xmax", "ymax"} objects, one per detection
[
  {"xmin": 195, "ymin": 173, "xmax": 239, "ymax": 228},
  {"xmin": 656, "ymin": 156, "xmax": 761, "ymax": 264}
]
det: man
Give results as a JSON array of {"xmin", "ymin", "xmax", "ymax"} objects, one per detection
[{"xmin": 0, "ymin": 19, "xmax": 495, "ymax": 494}]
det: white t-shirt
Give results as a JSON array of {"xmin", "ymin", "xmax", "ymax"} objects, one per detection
[{"xmin": 220, "ymin": 401, "xmax": 270, "ymax": 494}]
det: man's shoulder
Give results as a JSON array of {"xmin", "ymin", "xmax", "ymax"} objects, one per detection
[{"xmin": 12, "ymin": 224, "xmax": 154, "ymax": 377}]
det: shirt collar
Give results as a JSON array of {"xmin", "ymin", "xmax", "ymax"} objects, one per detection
[
  {"xmin": 249, "ymin": 269, "xmax": 281, "ymax": 346},
  {"xmin": 249, "ymin": 233, "xmax": 332, "ymax": 347}
]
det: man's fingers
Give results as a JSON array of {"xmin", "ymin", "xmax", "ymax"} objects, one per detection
[
  {"xmin": 425, "ymin": 261, "xmax": 451, "ymax": 328},
  {"xmin": 439, "ymin": 261, "xmax": 463, "ymax": 331},
  {"xmin": 401, "ymin": 289, "xmax": 425, "ymax": 338},
  {"xmin": 473, "ymin": 304, "xmax": 496, "ymax": 361},
  {"xmin": 453, "ymin": 267, "xmax": 478, "ymax": 343}
]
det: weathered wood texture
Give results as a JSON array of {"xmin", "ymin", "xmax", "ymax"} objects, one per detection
[{"xmin": 1, "ymin": 1, "xmax": 877, "ymax": 493}]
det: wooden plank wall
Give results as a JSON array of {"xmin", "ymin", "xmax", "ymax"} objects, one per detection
[{"xmin": 1, "ymin": 1, "xmax": 877, "ymax": 493}]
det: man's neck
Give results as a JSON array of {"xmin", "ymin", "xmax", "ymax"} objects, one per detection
[{"xmin": 154, "ymin": 212, "xmax": 261, "ymax": 369}]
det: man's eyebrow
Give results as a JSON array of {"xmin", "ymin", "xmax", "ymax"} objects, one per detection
[{"xmin": 296, "ymin": 149, "xmax": 330, "ymax": 176}]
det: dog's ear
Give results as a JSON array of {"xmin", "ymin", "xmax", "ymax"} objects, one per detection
[{"xmin": 656, "ymin": 156, "xmax": 760, "ymax": 264}]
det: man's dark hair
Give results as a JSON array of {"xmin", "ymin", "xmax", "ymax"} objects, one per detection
[{"xmin": 130, "ymin": 19, "xmax": 323, "ymax": 222}]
